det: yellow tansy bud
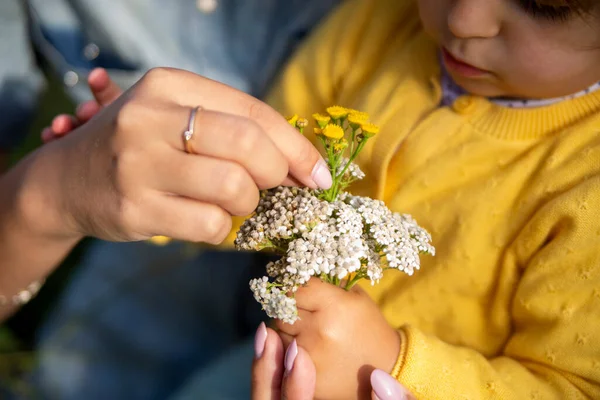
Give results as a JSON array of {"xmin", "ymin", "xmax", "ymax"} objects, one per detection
[
  {"xmin": 312, "ymin": 113, "xmax": 331, "ymax": 129},
  {"xmin": 296, "ymin": 118, "xmax": 308, "ymax": 128},
  {"xmin": 322, "ymin": 124, "xmax": 345, "ymax": 140},
  {"xmin": 348, "ymin": 111, "xmax": 369, "ymax": 123},
  {"xmin": 148, "ymin": 235, "xmax": 172, "ymax": 246},
  {"xmin": 348, "ymin": 111, "xmax": 370, "ymax": 129},
  {"xmin": 286, "ymin": 114, "xmax": 299, "ymax": 126},
  {"xmin": 326, "ymin": 106, "xmax": 349, "ymax": 120},
  {"xmin": 333, "ymin": 139, "xmax": 349, "ymax": 152},
  {"xmin": 361, "ymin": 123, "xmax": 380, "ymax": 137}
]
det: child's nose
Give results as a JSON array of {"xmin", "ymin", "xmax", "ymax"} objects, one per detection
[{"xmin": 447, "ymin": 0, "xmax": 501, "ymax": 39}]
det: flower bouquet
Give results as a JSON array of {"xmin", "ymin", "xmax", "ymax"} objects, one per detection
[{"xmin": 235, "ymin": 107, "xmax": 434, "ymax": 324}]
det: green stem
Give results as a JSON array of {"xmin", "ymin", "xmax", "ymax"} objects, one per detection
[
  {"xmin": 332, "ymin": 139, "xmax": 368, "ymax": 199},
  {"xmin": 344, "ymin": 273, "xmax": 364, "ymax": 290},
  {"xmin": 336, "ymin": 140, "xmax": 366, "ymax": 181},
  {"xmin": 318, "ymin": 121, "xmax": 370, "ymax": 203},
  {"xmin": 349, "ymin": 127, "xmax": 357, "ymax": 155},
  {"xmin": 323, "ymin": 146, "xmax": 344, "ymax": 202}
]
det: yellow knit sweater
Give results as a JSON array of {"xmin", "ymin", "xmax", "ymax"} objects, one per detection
[{"xmin": 266, "ymin": 0, "xmax": 600, "ymax": 398}]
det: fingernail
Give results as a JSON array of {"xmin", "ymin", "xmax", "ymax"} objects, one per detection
[
  {"xmin": 371, "ymin": 369, "xmax": 407, "ymax": 400},
  {"xmin": 311, "ymin": 159, "xmax": 333, "ymax": 189},
  {"xmin": 284, "ymin": 339, "xmax": 298, "ymax": 376},
  {"xmin": 254, "ymin": 322, "xmax": 267, "ymax": 359}
]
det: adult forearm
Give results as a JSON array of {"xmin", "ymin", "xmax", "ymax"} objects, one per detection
[{"xmin": 0, "ymin": 149, "xmax": 81, "ymax": 321}]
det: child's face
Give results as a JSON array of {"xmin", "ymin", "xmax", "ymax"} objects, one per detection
[{"xmin": 418, "ymin": 0, "xmax": 600, "ymax": 99}]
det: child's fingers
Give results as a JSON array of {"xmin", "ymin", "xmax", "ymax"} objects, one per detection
[
  {"xmin": 75, "ymin": 100, "xmax": 102, "ymax": 122},
  {"xmin": 44, "ymin": 103, "xmax": 98, "ymax": 145},
  {"xmin": 252, "ymin": 325, "xmax": 285, "ymax": 400},
  {"xmin": 274, "ymin": 309, "xmax": 312, "ymax": 336},
  {"xmin": 88, "ymin": 67, "xmax": 123, "ymax": 105},
  {"xmin": 294, "ymin": 278, "xmax": 345, "ymax": 311},
  {"xmin": 280, "ymin": 344, "xmax": 316, "ymax": 400},
  {"xmin": 41, "ymin": 127, "xmax": 55, "ymax": 143},
  {"xmin": 51, "ymin": 115, "xmax": 78, "ymax": 135},
  {"xmin": 277, "ymin": 331, "xmax": 295, "ymax": 349}
]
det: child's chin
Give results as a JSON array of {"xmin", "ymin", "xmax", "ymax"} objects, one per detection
[{"xmin": 450, "ymin": 73, "xmax": 505, "ymax": 98}]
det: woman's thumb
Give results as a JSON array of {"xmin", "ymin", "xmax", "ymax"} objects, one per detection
[{"xmin": 371, "ymin": 369, "xmax": 414, "ymax": 400}]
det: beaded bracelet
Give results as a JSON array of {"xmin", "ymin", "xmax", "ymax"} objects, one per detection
[{"xmin": 0, "ymin": 280, "xmax": 45, "ymax": 306}]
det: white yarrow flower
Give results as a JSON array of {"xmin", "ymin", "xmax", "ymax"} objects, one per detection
[{"xmin": 237, "ymin": 187, "xmax": 434, "ymax": 324}]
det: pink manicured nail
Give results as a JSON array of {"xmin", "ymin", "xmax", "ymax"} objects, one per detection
[
  {"xmin": 311, "ymin": 159, "xmax": 333, "ymax": 189},
  {"xmin": 284, "ymin": 339, "xmax": 298, "ymax": 376},
  {"xmin": 371, "ymin": 369, "xmax": 407, "ymax": 400},
  {"xmin": 254, "ymin": 322, "xmax": 267, "ymax": 359}
]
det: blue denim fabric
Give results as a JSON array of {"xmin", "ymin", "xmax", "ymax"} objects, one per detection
[
  {"xmin": 168, "ymin": 338, "xmax": 256, "ymax": 400},
  {"xmin": 33, "ymin": 241, "xmax": 276, "ymax": 399},
  {"xmin": 0, "ymin": 0, "xmax": 45, "ymax": 150},
  {"xmin": 1, "ymin": 0, "xmax": 340, "ymax": 151}
]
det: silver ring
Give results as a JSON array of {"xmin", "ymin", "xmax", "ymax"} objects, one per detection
[{"xmin": 183, "ymin": 106, "xmax": 202, "ymax": 154}]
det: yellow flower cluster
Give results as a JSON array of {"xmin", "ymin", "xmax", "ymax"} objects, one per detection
[
  {"xmin": 322, "ymin": 124, "xmax": 345, "ymax": 139},
  {"xmin": 287, "ymin": 114, "xmax": 308, "ymax": 133},
  {"xmin": 148, "ymin": 235, "xmax": 172, "ymax": 246},
  {"xmin": 333, "ymin": 139, "xmax": 349, "ymax": 152},
  {"xmin": 326, "ymin": 106, "xmax": 349, "ymax": 119},
  {"xmin": 319, "ymin": 106, "xmax": 380, "ymax": 137},
  {"xmin": 286, "ymin": 114, "xmax": 299, "ymax": 126},
  {"xmin": 312, "ymin": 113, "xmax": 331, "ymax": 128},
  {"xmin": 361, "ymin": 123, "xmax": 380, "ymax": 137},
  {"xmin": 347, "ymin": 111, "xmax": 369, "ymax": 128}
]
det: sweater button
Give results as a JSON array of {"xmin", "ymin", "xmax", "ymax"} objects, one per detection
[{"xmin": 453, "ymin": 95, "xmax": 476, "ymax": 114}]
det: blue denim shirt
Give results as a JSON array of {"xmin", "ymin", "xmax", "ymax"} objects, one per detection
[{"xmin": 0, "ymin": 0, "xmax": 340, "ymax": 150}]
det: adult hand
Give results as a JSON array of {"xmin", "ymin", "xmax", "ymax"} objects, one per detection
[
  {"xmin": 251, "ymin": 323, "xmax": 416, "ymax": 400},
  {"xmin": 24, "ymin": 67, "xmax": 332, "ymax": 244}
]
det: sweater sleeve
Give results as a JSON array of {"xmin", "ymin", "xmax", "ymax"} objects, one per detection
[
  {"xmin": 391, "ymin": 175, "xmax": 600, "ymax": 399},
  {"xmin": 266, "ymin": 0, "xmax": 421, "ymax": 118}
]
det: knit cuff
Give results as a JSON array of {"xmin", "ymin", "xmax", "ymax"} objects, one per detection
[{"xmin": 391, "ymin": 327, "xmax": 409, "ymax": 379}]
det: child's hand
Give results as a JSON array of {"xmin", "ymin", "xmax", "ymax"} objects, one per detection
[
  {"xmin": 41, "ymin": 68, "xmax": 122, "ymax": 143},
  {"xmin": 275, "ymin": 279, "xmax": 401, "ymax": 400}
]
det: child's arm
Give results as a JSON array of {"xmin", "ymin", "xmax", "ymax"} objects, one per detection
[{"xmin": 275, "ymin": 279, "xmax": 403, "ymax": 400}]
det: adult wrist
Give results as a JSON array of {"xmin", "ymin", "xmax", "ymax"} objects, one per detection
[
  {"xmin": 0, "ymin": 150, "xmax": 81, "ymax": 311},
  {"xmin": 8, "ymin": 146, "xmax": 83, "ymax": 242}
]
